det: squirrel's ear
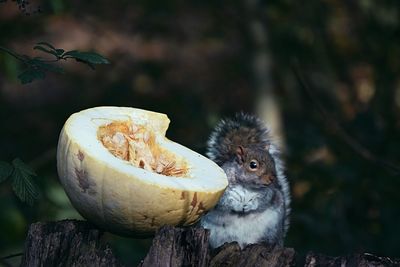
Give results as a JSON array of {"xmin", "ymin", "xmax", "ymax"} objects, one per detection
[{"xmin": 236, "ymin": 146, "xmax": 245, "ymax": 164}]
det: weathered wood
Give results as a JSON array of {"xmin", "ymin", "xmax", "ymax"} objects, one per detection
[
  {"xmin": 19, "ymin": 220, "xmax": 400, "ymax": 267},
  {"xmin": 138, "ymin": 226, "xmax": 210, "ymax": 267},
  {"xmin": 210, "ymin": 242, "xmax": 295, "ymax": 267},
  {"xmin": 304, "ymin": 252, "xmax": 400, "ymax": 267},
  {"xmin": 138, "ymin": 225, "xmax": 295, "ymax": 267},
  {"xmin": 20, "ymin": 220, "xmax": 123, "ymax": 267},
  {"xmin": 209, "ymin": 242, "xmax": 242, "ymax": 266}
]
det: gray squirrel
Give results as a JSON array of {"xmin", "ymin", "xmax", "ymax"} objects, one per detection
[{"xmin": 200, "ymin": 113, "xmax": 291, "ymax": 249}]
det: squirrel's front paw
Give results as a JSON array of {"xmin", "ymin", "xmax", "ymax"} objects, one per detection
[
  {"xmin": 242, "ymin": 204, "xmax": 253, "ymax": 213},
  {"xmin": 231, "ymin": 202, "xmax": 257, "ymax": 213}
]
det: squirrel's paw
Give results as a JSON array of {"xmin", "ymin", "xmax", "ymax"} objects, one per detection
[{"xmin": 231, "ymin": 201, "xmax": 258, "ymax": 213}]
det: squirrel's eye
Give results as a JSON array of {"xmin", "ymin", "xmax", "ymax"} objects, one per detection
[{"xmin": 249, "ymin": 160, "xmax": 258, "ymax": 170}]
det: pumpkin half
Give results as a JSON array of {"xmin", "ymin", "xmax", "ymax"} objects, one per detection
[{"xmin": 57, "ymin": 106, "xmax": 228, "ymax": 236}]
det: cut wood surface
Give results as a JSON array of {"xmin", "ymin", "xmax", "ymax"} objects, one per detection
[{"xmin": 18, "ymin": 220, "xmax": 400, "ymax": 267}]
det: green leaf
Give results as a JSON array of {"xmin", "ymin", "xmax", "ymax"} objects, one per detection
[
  {"xmin": 75, "ymin": 58, "xmax": 96, "ymax": 70},
  {"xmin": 11, "ymin": 159, "xmax": 40, "ymax": 205},
  {"xmin": 12, "ymin": 158, "xmax": 36, "ymax": 176},
  {"xmin": 29, "ymin": 59, "xmax": 64, "ymax": 74},
  {"xmin": 17, "ymin": 68, "xmax": 46, "ymax": 84},
  {"xmin": 36, "ymin": 41, "xmax": 56, "ymax": 51},
  {"xmin": 55, "ymin": 49, "xmax": 65, "ymax": 56},
  {"xmin": 33, "ymin": 45, "xmax": 58, "ymax": 57},
  {"xmin": 64, "ymin": 50, "xmax": 110, "ymax": 64},
  {"xmin": 0, "ymin": 161, "xmax": 13, "ymax": 183}
]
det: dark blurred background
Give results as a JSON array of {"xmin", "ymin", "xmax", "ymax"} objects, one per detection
[{"xmin": 1, "ymin": 0, "xmax": 399, "ymax": 265}]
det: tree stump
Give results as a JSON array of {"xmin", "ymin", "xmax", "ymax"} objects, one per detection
[
  {"xmin": 138, "ymin": 225, "xmax": 295, "ymax": 267},
  {"xmin": 138, "ymin": 226, "xmax": 210, "ymax": 267},
  {"xmin": 20, "ymin": 220, "xmax": 122, "ymax": 267},
  {"xmin": 18, "ymin": 220, "xmax": 400, "ymax": 267}
]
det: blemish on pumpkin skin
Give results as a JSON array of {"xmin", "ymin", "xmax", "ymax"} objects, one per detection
[
  {"xmin": 75, "ymin": 168, "xmax": 96, "ymax": 194},
  {"xmin": 181, "ymin": 191, "xmax": 188, "ymax": 200},
  {"xmin": 188, "ymin": 192, "xmax": 199, "ymax": 215},
  {"xmin": 191, "ymin": 192, "xmax": 198, "ymax": 207},
  {"xmin": 77, "ymin": 150, "xmax": 85, "ymax": 162},
  {"xmin": 150, "ymin": 217, "xmax": 156, "ymax": 227}
]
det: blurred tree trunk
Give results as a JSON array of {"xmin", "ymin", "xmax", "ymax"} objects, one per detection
[{"xmin": 245, "ymin": 0, "xmax": 285, "ymax": 143}]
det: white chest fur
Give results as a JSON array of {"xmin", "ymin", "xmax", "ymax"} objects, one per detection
[{"xmin": 201, "ymin": 185, "xmax": 281, "ymax": 248}]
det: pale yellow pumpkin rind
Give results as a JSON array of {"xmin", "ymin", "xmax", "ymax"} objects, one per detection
[{"xmin": 57, "ymin": 106, "xmax": 228, "ymax": 236}]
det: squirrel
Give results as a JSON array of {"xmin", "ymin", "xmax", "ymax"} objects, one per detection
[{"xmin": 200, "ymin": 113, "xmax": 291, "ymax": 249}]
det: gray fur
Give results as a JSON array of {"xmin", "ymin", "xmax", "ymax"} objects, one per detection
[{"xmin": 200, "ymin": 113, "xmax": 291, "ymax": 249}]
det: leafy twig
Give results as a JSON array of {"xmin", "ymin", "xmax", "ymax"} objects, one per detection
[{"xmin": 0, "ymin": 42, "xmax": 110, "ymax": 84}]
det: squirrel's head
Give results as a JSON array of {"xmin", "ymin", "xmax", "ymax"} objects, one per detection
[{"xmin": 222, "ymin": 145, "xmax": 277, "ymax": 189}]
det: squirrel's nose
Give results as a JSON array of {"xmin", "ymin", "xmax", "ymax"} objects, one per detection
[{"xmin": 260, "ymin": 174, "xmax": 274, "ymax": 185}]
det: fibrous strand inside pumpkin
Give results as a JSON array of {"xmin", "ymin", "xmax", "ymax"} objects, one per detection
[{"xmin": 97, "ymin": 121, "xmax": 188, "ymax": 177}]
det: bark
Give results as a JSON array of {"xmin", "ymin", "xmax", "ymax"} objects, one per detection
[
  {"xmin": 209, "ymin": 242, "xmax": 295, "ymax": 267},
  {"xmin": 138, "ymin": 226, "xmax": 210, "ymax": 267},
  {"xmin": 304, "ymin": 252, "xmax": 400, "ymax": 267},
  {"xmin": 19, "ymin": 220, "xmax": 400, "ymax": 267},
  {"xmin": 20, "ymin": 219, "xmax": 122, "ymax": 267}
]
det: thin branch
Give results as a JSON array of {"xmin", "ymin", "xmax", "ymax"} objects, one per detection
[
  {"xmin": 0, "ymin": 43, "xmax": 108, "ymax": 84},
  {"xmin": 36, "ymin": 58, "xmax": 62, "ymax": 63},
  {"xmin": 0, "ymin": 45, "xmax": 26, "ymax": 61},
  {"xmin": 0, "ymin": 252, "xmax": 23, "ymax": 261},
  {"xmin": 0, "ymin": 46, "xmax": 57, "ymax": 66},
  {"xmin": 292, "ymin": 61, "xmax": 400, "ymax": 176}
]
